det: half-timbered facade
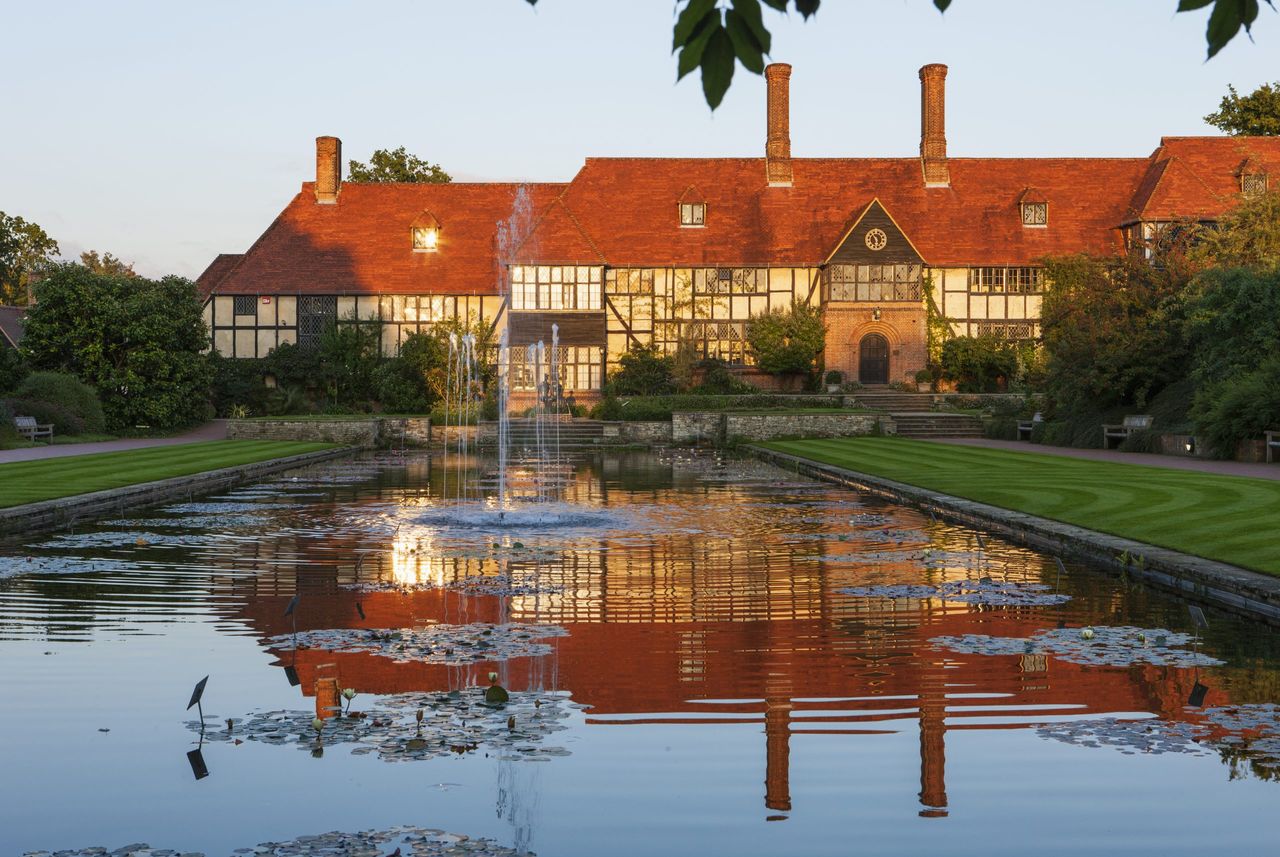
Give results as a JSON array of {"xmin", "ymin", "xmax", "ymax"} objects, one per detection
[{"xmin": 199, "ymin": 62, "xmax": 1280, "ymax": 391}]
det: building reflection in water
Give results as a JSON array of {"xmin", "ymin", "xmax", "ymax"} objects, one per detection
[{"xmin": 209, "ymin": 453, "xmax": 1233, "ymax": 818}]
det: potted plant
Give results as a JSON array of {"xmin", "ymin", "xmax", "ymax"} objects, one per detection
[{"xmin": 824, "ymin": 369, "xmax": 844, "ymax": 393}]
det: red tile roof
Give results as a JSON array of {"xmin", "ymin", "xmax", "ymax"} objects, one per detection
[
  {"xmin": 195, "ymin": 253, "xmax": 243, "ymax": 299},
  {"xmin": 203, "ymin": 137, "xmax": 1280, "ymax": 296},
  {"xmin": 1124, "ymin": 136, "xmax": 1280, "ymax": 224},
  {"xmin": 559, "ymin": 157, "xmax": 1148, "ymax": 267},
  {"xmin": 211, "ymin": 182, "xmax": 565, "ymax": 296}
]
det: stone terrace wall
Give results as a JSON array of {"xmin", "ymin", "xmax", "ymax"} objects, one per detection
[
  {"xmin": 227, "ymin": 418, "xmax": 435, "ymax": 448},
  {"xmin": 613, "ymin": 422, "xmax": 672, "ymax": 444},
  {"xmin": 723, "ymin": 412, "xmax": 880, "ymax": 442},
  {"xmin": 670, "ymin": 412, "xmax": 885, "ymax": 445}
]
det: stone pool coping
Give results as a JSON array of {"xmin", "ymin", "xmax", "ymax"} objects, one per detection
[
  {"xmin": 750, "ymin": 445, "xmax": 1280, "ymax": 626},
  {"xmin": 0, "ymin": 446, "xmax": 359, "ymax": 539}
]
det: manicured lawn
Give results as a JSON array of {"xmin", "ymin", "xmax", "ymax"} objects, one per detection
[
  {"xmin": 761, "ymin": 436, "xmax": 1280, "ymax": 575},
  {"xmin": 0, "ymin": 440, "xmax": 337, "ymax": 508}
]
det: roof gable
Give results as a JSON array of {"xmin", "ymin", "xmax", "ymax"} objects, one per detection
[
  {"xmin": 511, "ymin": 195, "xmax": 605, "ymax": 265},
  {"xmin": 825, "ymin": 198, "xmax": 925, "ymax": 265}
]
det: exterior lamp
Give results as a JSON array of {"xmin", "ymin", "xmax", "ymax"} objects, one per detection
[
  {"xmin": 411, "ymin": 211, "xmax": 441, "ymax": 253},
  {"xmin": 1184, "ymin": 437, "xmax": 1196, "ymax": 454}
]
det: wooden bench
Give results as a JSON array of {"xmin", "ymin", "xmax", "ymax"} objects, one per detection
[
  {"xmin": 1102, "ymin": 414, "xmax": 1152, "ymax": 449},
  {"xmin": 14, "ymin": 415, "xmax": 54, "ymax": 443},
  {"xmin": 1267, "ymin": 430, "xmax": 1280, "ymax": 464},
  {"xmin": 1017, "ymin": 412, "xmax": 1043, "ymax": 441}
]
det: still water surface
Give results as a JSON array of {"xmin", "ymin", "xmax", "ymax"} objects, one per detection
[{"xmin": 2, "ymin": 450, "xmax": 1279, "ymax": 856}]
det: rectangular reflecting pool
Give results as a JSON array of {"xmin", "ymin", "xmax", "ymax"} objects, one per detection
[{"xmin": 3, "ymin": 450, "xmax": 1279, "ymax": 856}]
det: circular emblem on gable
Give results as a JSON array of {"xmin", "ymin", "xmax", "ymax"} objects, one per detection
[{"xmin": 865, "ymin": 228, "xmax": 888, "ymax": 251}]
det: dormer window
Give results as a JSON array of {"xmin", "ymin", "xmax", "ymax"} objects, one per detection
[
  {"xmin": 411, "ymin": 210, "xmax": 441, "ymax": 252},
  {"xmin": 680, "ymin": 202, "xmax": 706, "ymax": 227},
  {"xmin": 1017, "ymin": 187, "xmax": 1048, "ymax": 228},
  {"xmin": 1242, "ymin": 172, "xmax": 1268, "ymax": 196}
]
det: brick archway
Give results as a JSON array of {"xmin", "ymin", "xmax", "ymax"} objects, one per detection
[{"xmin": 849, "ymin": 320, "xmax": 903, "ymax": 385}]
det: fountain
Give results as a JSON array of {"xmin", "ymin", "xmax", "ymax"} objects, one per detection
[{"xmin": 423, "ymin": 188, "xmax": 612, "ymax": 532}]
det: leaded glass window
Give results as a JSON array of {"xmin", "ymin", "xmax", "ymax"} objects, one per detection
[
  {"xmin": 510, "ymin": 266, "xmax": 603, "ymax": 310},
  {"xmin": 297, "ymin": 296, "xmax": 336, "ymax": 349},
  {"xmin": 824, "ymin": 264, "xmax": 923, "ymax": 302}
]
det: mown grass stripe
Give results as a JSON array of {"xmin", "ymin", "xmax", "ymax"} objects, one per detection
[
  {"xmin": 0, "ymin": 441, "xmax": 339, "ymax": 508},
  {"xmin": 761, "ymin": 437, "xmax": 1280, "ymax": 576}
]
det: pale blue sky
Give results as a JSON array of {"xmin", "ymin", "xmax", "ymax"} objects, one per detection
[{"xmin": 3, "ymin": 1, "xmax": 1276, "ymax": 279}]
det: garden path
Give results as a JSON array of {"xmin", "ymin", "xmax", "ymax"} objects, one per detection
[
  {"xmin": 934, "ymin": 437, "xmax": 1280, "ymax": 481},
  {"xmin": 0, "ymin": 420, "xmax": 227, "ymax": 464}
]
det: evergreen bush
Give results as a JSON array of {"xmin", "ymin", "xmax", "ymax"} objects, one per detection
[{"xmin": 14, "ymin": 371, "xmax": 106, "ymax": 433}]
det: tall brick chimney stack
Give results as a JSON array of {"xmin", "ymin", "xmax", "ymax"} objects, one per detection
[
  {"xmin": 919, "ymin": 64, "xmax": 950, "ymax": 188},
  {"xmin": 765, "ymin": 63, "xmax": 793, "ymax": 187},
  {"xmin": 315, "ymin": 136, "xmax": 342, "ymax": 204}
]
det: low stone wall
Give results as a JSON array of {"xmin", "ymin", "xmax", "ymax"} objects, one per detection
[
  {"xmin": 611, "ymin": 421, "xmax": 672, "ymax": 444},
  {"xmin": 752, "ymin": 445, "xmax": 1280, "ymax": 626},
  {"xmin": 669, "ymin": 411, "xmax": 886, "ymax": 445},
  {"xmin": 227, "ymin": 418, "xmax": 436, "ymax": 448},
  {"xmin": 671, "ymin": 412, "xmax": 726, "ymax": 445},
  {"xmin": 0, "ymin": 447, "xmax": 356, "ymax": 539},
  {"xmin": 723, "ymin": 412, "xmax": 881, "ymax": 442}
]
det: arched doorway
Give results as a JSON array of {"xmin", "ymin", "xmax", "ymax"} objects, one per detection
[{"xmin": 858, "ymin": 333, "xmax": 889, "ymax": 385}]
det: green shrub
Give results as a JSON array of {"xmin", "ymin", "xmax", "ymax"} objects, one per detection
[
  {"xmin": 1118, "ymin": 428, "xmax": 1163, "ymax": 454},
  {"xmin": 746, "ymin": 302, "xmax": 826, "ymax": 375},
  {"xmin": 0, "ymin": 400, "xmax": 18, "ymax": 443},
  {"xmin": 606, "ymin": 344, "xmax": 676, "ymax": 396},
  {"xmin": 691, "ymin": 360, "xmax": 756, "ymax": 394},
  {"xmin": 372, "ymin": 361, "xmax": 431, "ymax": 414},
  {"xmin": 0, "ymin": 348, "xmax": 29, "ymax": 395},
  {"xmin": 1191, "ymin": 356, "xmax": 1280, "ymax": 458},
  {"xmin": 13, "ymin": 371, "xmax": 106, "ymax": 433},
  {"xmin": 5, "ymin": 398, "xmax": 84, "ymax": 435},
  {"xmin": 939, "ymin": 335, "xmax": 1019, "ymax": 393},
  {"xmin": 983, "ymin": 416, "xmax": 1020, "ymax": 440}
]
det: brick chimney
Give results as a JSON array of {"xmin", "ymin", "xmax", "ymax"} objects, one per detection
[
  {"xmin": 315, "ymin": 135, "xmax": 342, "ymax": 204},
  {"xmin": 765, "ymin": 63, "xmax": 793, "ymax": 187},
  {"xmin": 919, "ymin": 64, "xmax": 950, "ymax": 188}
]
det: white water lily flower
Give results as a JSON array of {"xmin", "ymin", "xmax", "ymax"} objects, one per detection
[{"xmin": 1081, "ymin": 628, "xmax": 1095, "ymax": 640}]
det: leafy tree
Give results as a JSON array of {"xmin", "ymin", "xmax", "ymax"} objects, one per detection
[
  {"xmin": 1040, "ymin": 251, "xmax": 1195, "ymax": 413},
  {"xmin": 605, "ymin": 344, "xmax": 676, "ymax": 396},
  {"xmin": 1192, "ymin": 355, "xmax": 1280, "ymax": 457},
  {"xmin": 316, "ymin": 313, "xmax": 383, "ymax": 408},
  {"xmin": 79, "ymin": 250, "xmax": 138, "ymax": 278},
  {"xmin": 1190, "ymin": 189, "xmax": 1280, "ymax": 267},
  {"xmin": 0, "ymin": 212, "xmax": 59, "ymax": 305},
  {"xmin": 1183, "ymin": 265, "xmax": 1280, "ymax": 387},
  {"xmin": 938, "ymin": 335, "xmax": 1018, "ymax": 393},
  {"xmin": 525, "ymin": 0, "xmax": 1271, "ymax": 109},
  {"xmin": 1204, "ymin": 81, "xmax": 1280, "ymax": 135},
  {"xmin": 21, "ymin": 264, "xmax": 211, "ymax": 431},
  {"xmin": 347, "ymin": 146, "xmax": 451, "ymax": 183},
  {"xmin": 745, "ymin": 301, "xmax": 826, "ymax": 375}
]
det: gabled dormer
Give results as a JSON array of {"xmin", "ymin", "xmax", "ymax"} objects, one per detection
[
  {"xmin": 411, "ymin": 210, "xmax": 440, "ymax": 252},
  {"xmin": 826, "ymin": 199, "xmax": 924, "ymax": 266},
  {"xmin": 823, "ymin": 199, "xmax": 925, "ymax": 303},
  {"xmin": 677, "ymin": 185, "xmax": 707, "ymax": 228},
  {"xmin": 1236, "ymin": 156, "xmax": 1269, "ymax": 196},
  {"xmin": 1017, "ymin": 187, "xmax": 1048, "ymax": 228}
]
